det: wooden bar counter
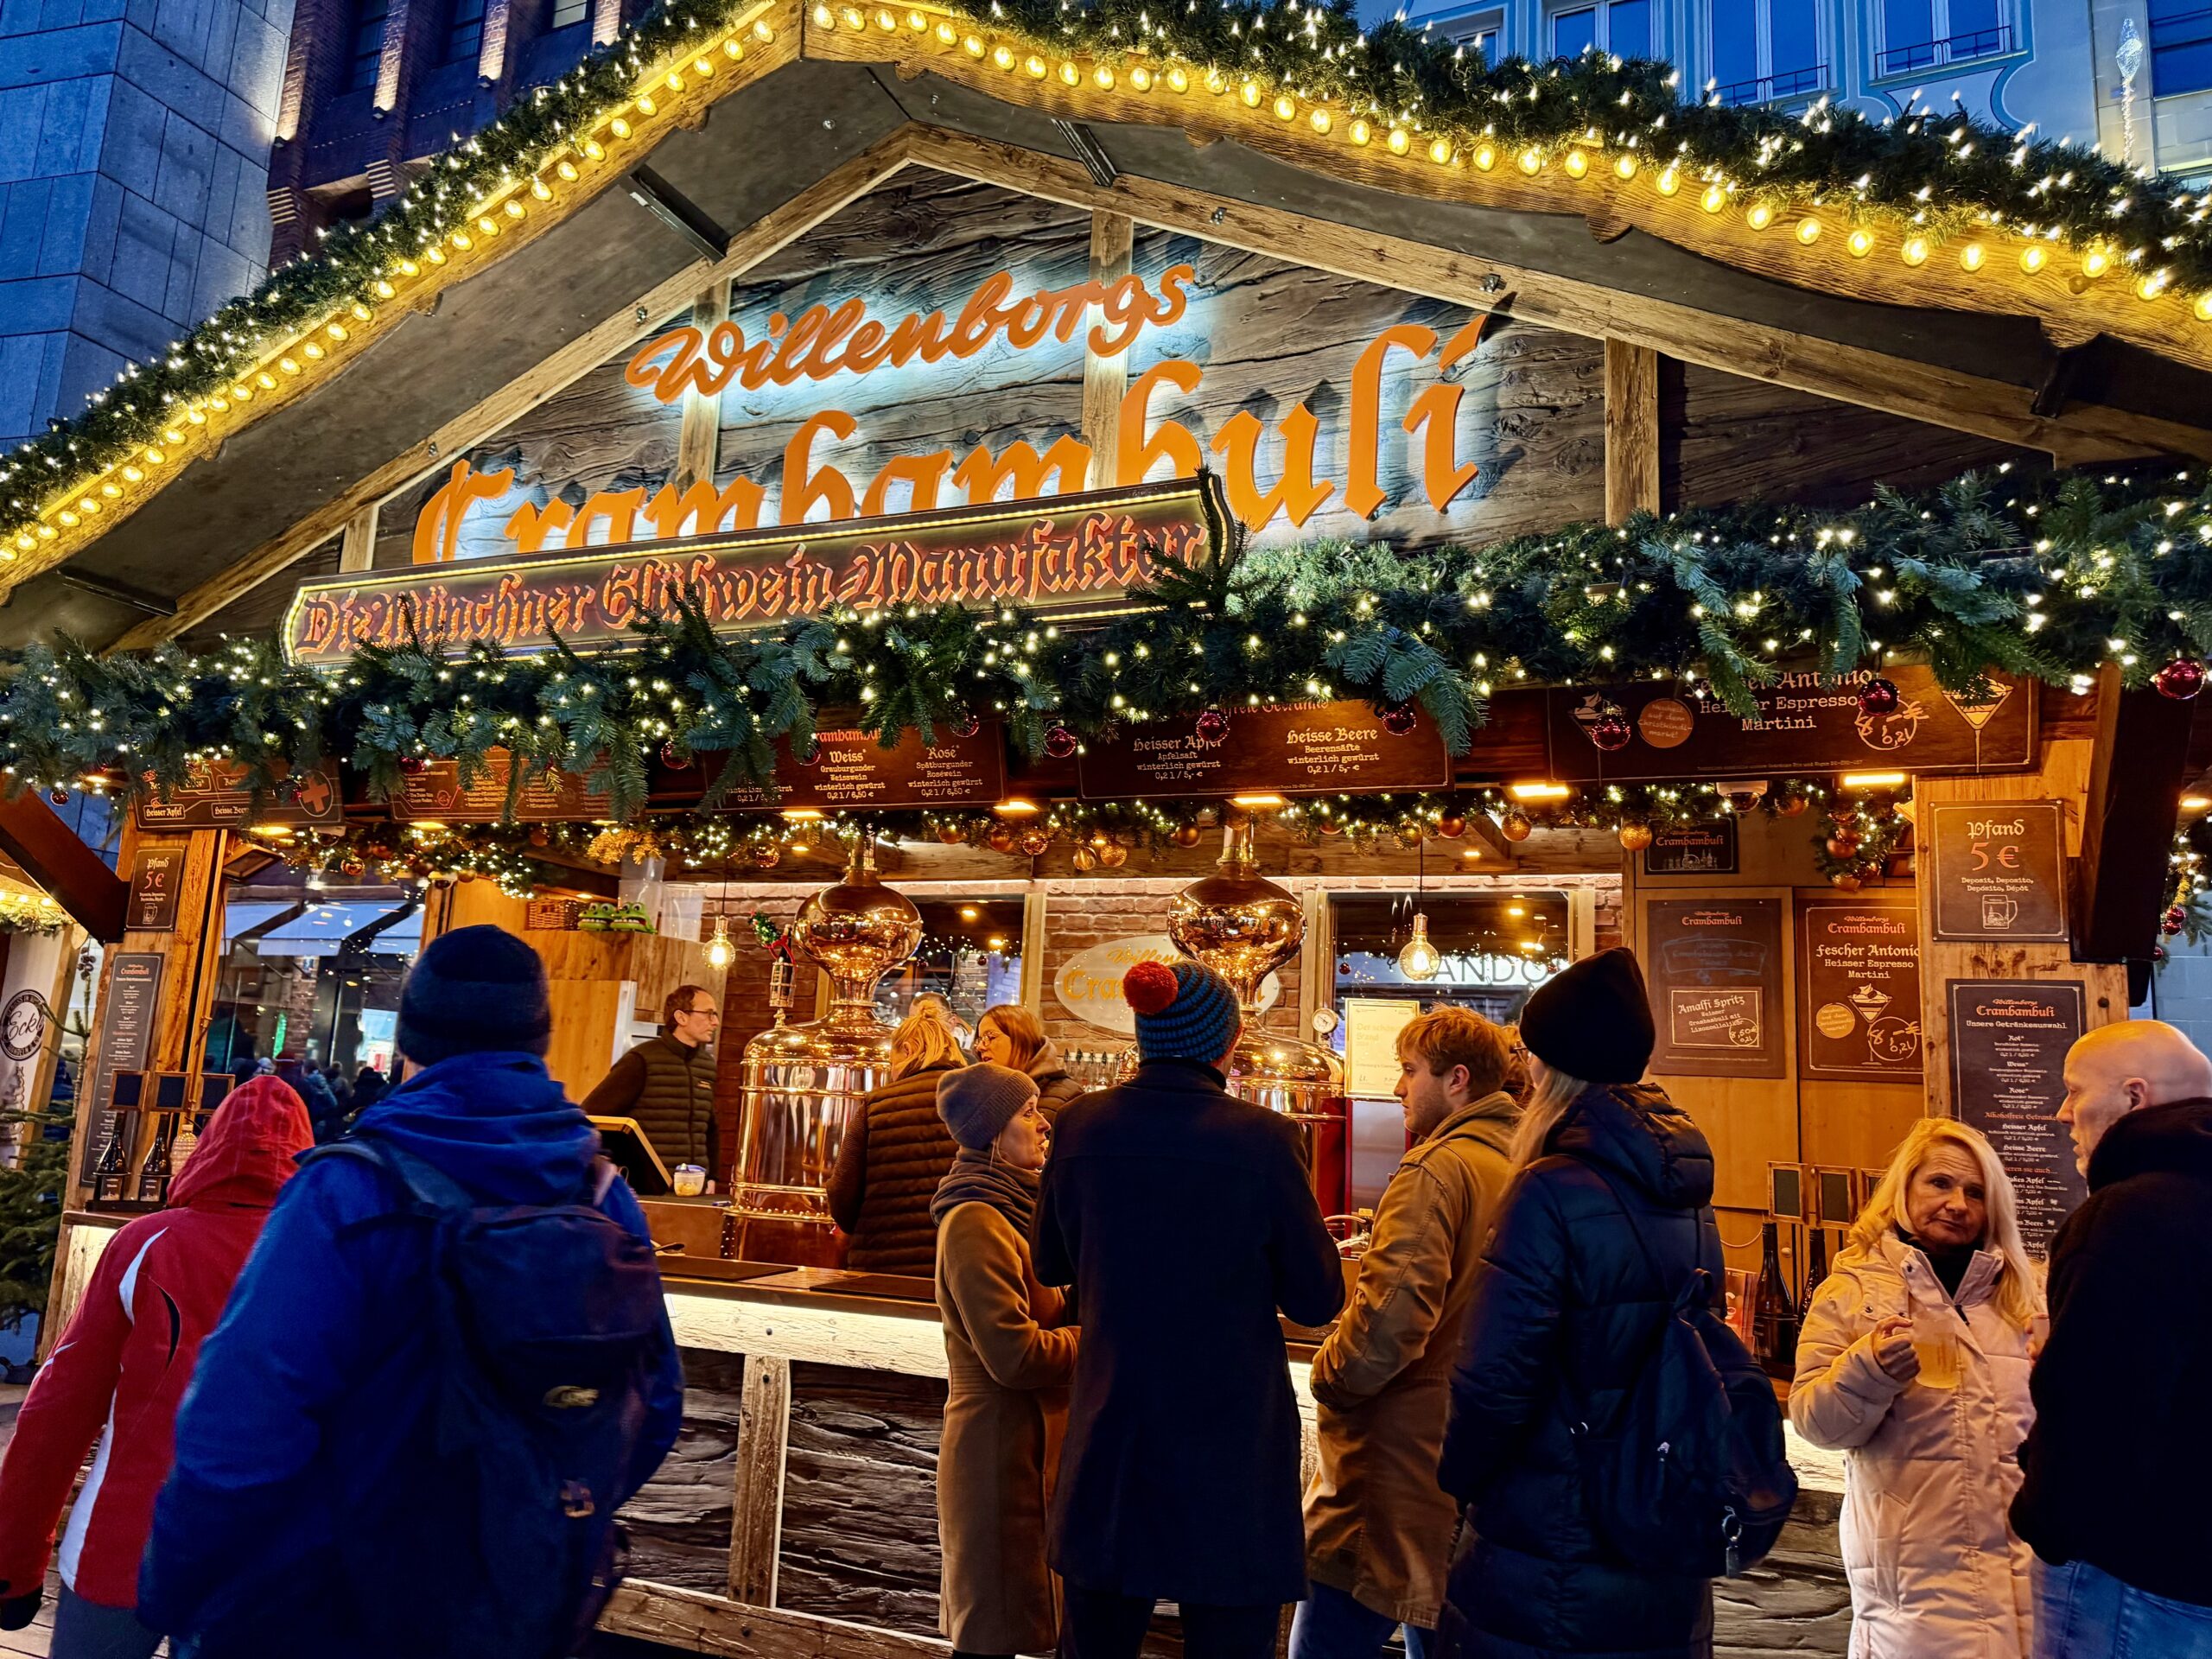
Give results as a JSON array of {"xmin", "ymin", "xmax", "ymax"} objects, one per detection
[{"xmin": 48, "ymin": 1212, "xmax": 1851, "ymax": 1656}]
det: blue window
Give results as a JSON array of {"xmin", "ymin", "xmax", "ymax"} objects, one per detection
[
  {"xmin": 1877, "ymin": 0, "xmax": 2012, "ymax": 75},
  {"xmin": 2152, "ymin": 0, "xmax": 2212, "ymax": 95},
  {"xmin": 1553, "ymin": 5, "xmax": 1598, "ymax": 54},
  {"xmin": 551, "ymin": 0, "xmax": 589, "ymax": 28},
  {"xmin": 1550, "ymin": 0, "xmax": 1648, "ymax": 58},
  {"xmin": 446, "ymin": 0, "xmax": 485, "ymax": 65},
  {"xmin": 346, "ymin": 0, "xmax": 389, "ymax": 92},
  {"xmin": 1710, "ymin": 0, "xmax": 1823, "ymax": 102}
]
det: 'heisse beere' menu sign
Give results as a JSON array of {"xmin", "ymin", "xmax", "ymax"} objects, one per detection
[
  {"xmin": 1077, "ymin": 700, "xmax": 1451, "ymax": 799},
  {"xmin": 1643, "ymin": 899, "xmax": 1787, "ymax": 1079},
  {"xmin": 1949, "ymin": 980, "xmax": 2088, "ymax": 1255}
]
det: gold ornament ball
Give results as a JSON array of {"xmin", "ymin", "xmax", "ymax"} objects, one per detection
[
  {"xmin": 1071, "ymin": 845, "xmax": 1099, "ymax": 872},
  {"xmin": 1777, "ymin": 793, "xmax": 1809, "ymax": 818},
  {"xmin": 1618, "ymin": 822, "xmax": 1655, "ymax": 851},
  {"xmin": 1173, "ymin": 823, "xmax": 1203, "ymax": 848},
  {"xmin": 751, "ymin": 843, "xmax": 781, "ymax": 870},
  {"xmin": 1830, "ymin": 870, "xmax": 1863, "ymax": 892},
  {"xmin": 1826, "ymin": 832, "xmax": 1861, "ymax": 860},
  {"xmin": 1018, "ymin": 829, "xmax": 1052, "ymax": 857},
  {"xmin": 1097, "ymin": 842, "xmax": 1129, "ymax": 868},
  {"xmin": 1396, "ymin": 823, "xmax": 1424, "ymax": 849},
  {"xmin": 937, "ymin": 823, "xmax": 967, "ymax": 845},
  {"xmin": 988, "ymin": 827, "xmax": 1016, "ymax": 854},
  {"xmin": 1501, "ymin": 811, "xmax": 1534, "ymax": 842},
  {"xmin": 1437, "ymin": 814, "xmax": 1467, "ymax": 839}
]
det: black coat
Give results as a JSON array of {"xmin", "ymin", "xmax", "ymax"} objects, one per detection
[
  {"xmin": 1033, "ymin": 1058, "xmax": 1344, "ymax": 1605},
  {"xmin": 2012, "ymin": 1096, "xmax": 2212, "ymax": 1607},
  {"xmin": 1436, "ymin": 1082, "xmax": 1723, "ymax": 1659}
]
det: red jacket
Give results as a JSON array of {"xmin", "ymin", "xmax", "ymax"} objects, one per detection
[{"xmin": 0, "ymin": 1077, "xmax": 311, "ymax": 1608}]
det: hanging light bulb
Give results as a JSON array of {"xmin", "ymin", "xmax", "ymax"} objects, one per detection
[
  {"xmin": 706, "ymin": 914, "xmax": 734, "ymax": 970},
  {"xmin": 1399, "ymin": 913, "xmax": 1443, "ymax": 981}
]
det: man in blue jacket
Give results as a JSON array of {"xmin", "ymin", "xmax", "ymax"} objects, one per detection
[{"xmin": 141, "ymin": 925, "xmax": 685, "ymax": 1656}]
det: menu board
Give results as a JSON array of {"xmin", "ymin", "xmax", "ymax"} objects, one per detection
[
  {"xmin": 134, "ymin": 760, "xmax": 344, "ymax": 830},
  {"xmin": 1949, "ymin": 980, "xmax": 2088, "ymax": 1254},
  {"xmin": 1643, "ymin": 822, "xmax": 1738, "ymax": 877},
  {"xmin": 391, "ymin": 754, "xmax": 613, "ymax": 822},
  {"xmin": 723, "ymin": 723, "xmax": 1006, "ymax": 811},
  {"xmin": 1078, "ymin": 700, "xmax": 1450, "ymax": 799},
  {"xmin": 1546, "ymin": 665, "xmax": 2033, "ymax": 783},
  {"xmin": 1797, "ymin": 897, "xmax": 1924, "ymax": 1082},
  {"xmin": 1644, "ymin": 898, "xmax": 1787, "ymax": 1078},
  {"xmin": 1928, "ymin": 802, "xmax": 2068, "ymax": 943},
  {"xmin": 127, "ymin": 849, "xmax": 182, "ymax": 931},
  {"xmin": 80, "ymin": 953, "xmax": 163, "ymax": 1181},
  {"xmin": 1344, "ymin": 998, "xmax": 1421, "ymax": 1097}
]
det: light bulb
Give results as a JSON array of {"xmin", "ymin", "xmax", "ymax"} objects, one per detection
[
  {"xmin": 706, "ymin": 918, "xmax": 734, "ymax": 970},
  {"xmin": 1398, "ymin": 913, "xmax": 1442, "ymax": 982}
]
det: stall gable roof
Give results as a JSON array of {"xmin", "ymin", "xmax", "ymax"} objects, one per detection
[{"xmin": 10, "ymin": 0, "xmax": 2212, "ymax": 651}]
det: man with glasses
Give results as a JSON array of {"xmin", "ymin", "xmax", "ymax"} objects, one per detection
[{"xmin": 583, "ymin": 983, "xmax": 721, "ymax": 1185}]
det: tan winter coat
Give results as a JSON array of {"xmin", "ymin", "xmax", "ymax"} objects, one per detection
[
  {"xmin": 1303, "ymin": 1090, "xmax": 1517, "ymax": 1630},
  {"xmin": 1789, "ymin": 1232, "xmax": 2038, "ymax": 1659},
  {"xmin": 935, "ymin": 1201, "xmax": 1078, "ymax": 1656}
]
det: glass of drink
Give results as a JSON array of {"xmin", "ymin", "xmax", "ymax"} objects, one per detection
[
  {"xmin": 1911, "ymin": 1316, "xmax": 1962, "ymax": 1389},
  {"xmin": 672, "ymin": 1163, "xmax": 707, "ymax": 1198}
]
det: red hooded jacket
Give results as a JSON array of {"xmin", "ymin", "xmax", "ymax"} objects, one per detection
[{"xmin": 0, "ymin": 1077, "xmax": 313, "ymax": 1609}]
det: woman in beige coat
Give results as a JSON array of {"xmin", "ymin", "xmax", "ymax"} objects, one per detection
[
  {"xmin": 1789, "ymin": 1119, "xmax": 2042, "ymax": 1659},
  {"xmin": 931, "ymin": 1062, "xmax": 1077, "ymax": 1659}
]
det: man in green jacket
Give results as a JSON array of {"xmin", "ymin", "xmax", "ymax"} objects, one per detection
[
  {"xmin": 1299, "ymin": 1005, "xmax": 1518, "ymax": 1659},
  {"xmin": 582, "ymin": 982, "xmax": 721, "ymax": 1182}
]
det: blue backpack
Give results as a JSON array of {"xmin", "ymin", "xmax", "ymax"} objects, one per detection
[
  {"xmin": 319, "ymin": 1135, "xmax": 670, "ymax": 1657},
  {"xmin": 1567, "ymin": 1163, "xmax": 1798, "ymax": 1580}
]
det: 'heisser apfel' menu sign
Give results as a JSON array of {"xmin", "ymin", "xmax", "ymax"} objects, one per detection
[{"xmin": 1949, "ymin": 980, "xmax": 2088, "ymax": 1254}]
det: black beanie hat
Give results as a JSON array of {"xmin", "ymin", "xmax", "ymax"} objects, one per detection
[
  {"xmin": 1518, "ymin": 947, "xmax": 1654, "ymax": 1084},
  {"xmin": 397, "ymin": 925, "xmax": 552, "ymax": 1065}
]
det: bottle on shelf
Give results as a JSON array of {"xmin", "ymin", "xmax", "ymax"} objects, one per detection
[
  {"xmin": 92, "ymin": 1115, "xmax": 136, "ymax": 1204},
  {"xmin": 135, "ymin": 1112, "xmax": 175, "ymax": 1205},
  {"xmin": 1751, "ymin": 1220, "xmax": 1801, "ymax": 1376},
  {"xmin": 1797, "ymin": 1227, "xmax": 1831, "ymax": 1324}
]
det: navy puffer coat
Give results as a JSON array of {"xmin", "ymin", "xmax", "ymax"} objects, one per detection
[{"xmin": 1436, "ymin": 1080, "xmax": 1725, "ymax": 1659}]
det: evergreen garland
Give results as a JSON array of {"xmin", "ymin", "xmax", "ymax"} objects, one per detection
[
  {"xmin": 8, "ymin": 461, "xmax": 2212, "ymax": 825},
  {"xmin": 9, "ymin": 0, "xmax": 2212, "ymax": 545}
]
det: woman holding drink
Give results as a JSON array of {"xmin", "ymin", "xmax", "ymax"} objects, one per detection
[{"xmin": 1790, "ymin": 1119, "xmax": 2043, "ymax": 1657}]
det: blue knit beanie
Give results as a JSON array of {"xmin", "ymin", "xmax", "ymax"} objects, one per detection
[
  {"xmin": 1124, "ymin": 958, "xmax": 1243, "ymax": 1065},
  {"xmin": 397, "ymin": 925, "xmax": 552, "ymax": 1065}
]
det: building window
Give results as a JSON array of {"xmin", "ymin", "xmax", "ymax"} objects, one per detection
[
  {"xmin": 1874, "ymin": 0, "xmax": 2010, "ymax": 76},
  {"xmin": 2152, "ymin": 0, "xmax": 2212, "ymax": 96},
  {"xmin": 550, "ymin": 0, "xmax": 588, "ymax": 29},
  {"xmin": 1420, "ymin": 5, "xmax": 1503, "ymax": 63},
  {"xmin": 447, "ymin": 0, "xmax": 486, "ymax": 64},
  {"xmin": 1709, "ymin": 0, "xmax": 1823, "ymax": 103},
  {"xmin": 1549, "ymin": 0, "xmax": 1650, "ymax": 58},
  {"xmin": 346, "ymin": 0, "xmax": 390, "ymax": 92}
]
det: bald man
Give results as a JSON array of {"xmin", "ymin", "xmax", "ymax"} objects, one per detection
[{"xmin": 2013, "ymin": 1019, "xmax": 2212, "ymax": 1654}]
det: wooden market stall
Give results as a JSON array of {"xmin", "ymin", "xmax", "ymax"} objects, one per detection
[{"xmin": 16, "ymin": 3, "xmax": 2212, "ymax": 1652}]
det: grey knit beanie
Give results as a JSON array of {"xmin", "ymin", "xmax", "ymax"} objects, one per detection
[{"xmin": 937, "ymin": 1064, "xmax": 1040, "ymax": 1150}]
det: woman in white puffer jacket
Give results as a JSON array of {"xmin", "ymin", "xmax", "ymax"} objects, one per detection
[{"xmin": 1789, "ymin": 1119, "xmax": 2043, "ymax": 1659}]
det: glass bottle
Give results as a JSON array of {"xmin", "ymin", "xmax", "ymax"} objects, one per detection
[
  {"xmin": 1797, "ymin": 1228, "xmax": 1830, "ymax": 1325},
  {"xmin": 93, "ymin": 1115, "xmax": 135, "ymax": 1204},
  {"xmin": 135, "ymin": 1113, "xmax": 174, "ymax": 1205},
  {"xmin": 1752, "ymin": 1221, "xmax": 1800, "ymax": 1376}
]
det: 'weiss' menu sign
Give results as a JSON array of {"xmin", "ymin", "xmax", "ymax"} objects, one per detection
[
  {"xmin": 1797, "ymin": 897, "xmax": 1923, "ymax": 1082},
  {"xmin": 1643, "ymin": 899, "xmax": 1787, "ymax": 1079},
  {"xmin": 721, "ymin": 723, "xmax": 1008, "ymax": 811},
  {"xmin": 1949, "ymin": 980, "xmax": 2088, "ymax": 1254}
]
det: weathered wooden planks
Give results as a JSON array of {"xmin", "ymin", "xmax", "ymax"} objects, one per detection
[{"xmin": 622, "ymin": 1348, "xmax": 749, "ymax": 1594}]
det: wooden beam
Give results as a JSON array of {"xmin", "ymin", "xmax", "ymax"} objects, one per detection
[
  {"xmin": 677, "ymin": 280, "xmax": 732, "ymax": 493},
  {"xmin": 0, "ymin": 792, "xmax": 128, "ymax": 942},
  {"xmin": 603, "ymin": 1582, "xmax": 947, "ymax": 1657},
  {"xmin": 2075, "ymin": 664, "xmax": 2196, "ymax": 963},
  {"xmin": 338, "ymin": 503, "xmax": 378, "ymax": 573},
  {"xmin": 1603, "ymin": 339, "xmax": 1660, "ymax": 522},
  {"xmin": 900, "ymin": 127, "xmax": 2212, "ymax": 469},
  {"xmin": 110, "ymin": 132, "xmax": 919, "ymax": 652},
  {"xmin": 1081, "ymin": 211, "xmax": 1134, "ymax": 487},
  {"xmin": 727, "ymin": 1354, "xmax": 791, "ymax": 1606}
]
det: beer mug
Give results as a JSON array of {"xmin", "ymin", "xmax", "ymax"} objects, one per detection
[
  {"xmin": 1981, "ymin": 893, "xmax": 2020, "ymax": 931},
  {"xmin": 672, "ymin": 1163, "xmax": 707, "ymax": 1197},
  {"xmin": 1911, "ymin": 1313, "xmax": 1963, "ymax": 1389}
]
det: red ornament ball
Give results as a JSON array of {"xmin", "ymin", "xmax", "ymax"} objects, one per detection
[
  {"xmin": 2168, "ymin": 905, "xmax": 2189, "ymax": 926},
  {"xmin": 48, "ymin": 787, "xmax": 66, "ymax": 804},
  {"xmin": 1590, "ymin": 712, "xmax": 1632, "ymax": 752},
  {"xmin": 1018, "ymin": 829, "xmax": 1052, "ymax": 856},
  {"xmin": 1776, "ymin": 793, "xmax": 1810, "ymax": 818},
  {"xmin": 659, "ymin": 741, "xmax": 691, "ymax": 770},
  {"xmin": 1858, "ymin": 677, "xmax": 1902, "ymax": 717},
  {"xmin": 988, "ymin": 827, "xmax": 1016, "ymax": 854},
  {"xmin": 1043, "ymin": 724, "xmax": 1079, "ymax": 760},
  {"xmin": 937, "ymin": 823, "xmax": 968, "ymax": 845},
  {"xmin": 1382, "ymin": 702, "xmax": 1419, "ymax": 738},
  {"xmin": 751, "ymin": 844, "xmax": 781, "ymax": 870},
  {"xmin": 1194, "ymin": 706, "xmax": 1230, "ymax": 743},
  {"xmin": 1500, "ymin": 811, "xmax": 1534, "ymax": 842},
  {"xmin": 397, "ymin": 755, "xmax": 429, "ymax": 775},
  {"xmin": 2157, "ymin": 657, "xmax": 2207, "ymax": 701},
  {"xmin": 2164, "ymin": 918, "xmax": 2184, "ymax": 937},
  {"xmin": 1123, "ymin": 959, "xmax": 1181, "ymax": 1015},
  {"xmin": 956, "ymin": 713, "xmax": 982, "ymax": 738}
]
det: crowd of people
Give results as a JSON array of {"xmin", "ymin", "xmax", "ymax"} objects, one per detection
[{"xmin": 0, "ymin": 927, "xmax": 2208, "ymax": 1659}]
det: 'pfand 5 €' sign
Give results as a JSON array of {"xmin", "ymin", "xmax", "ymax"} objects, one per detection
[{"xmin": 284, "ymin": 476, "xmax": 1224, "ymax": 663}]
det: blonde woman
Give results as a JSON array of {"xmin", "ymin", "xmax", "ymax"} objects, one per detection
[
  {"xmin": 976, "ymin": 1003, "xmax": 1087, "ymax": 1119},
  {"xmin": 827, "ymin": 1007, "xmax": 968, "ymax": 1274},
  {"xmin": 1790, "ymin": 1119, "xmax": 2042, "ymax": 1659}
]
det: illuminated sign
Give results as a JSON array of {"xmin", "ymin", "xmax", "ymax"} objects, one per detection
[
  {"xmin": 289, "ymin": 475, "xmax": 1223, "ymax": 663},
  {"xmin": 411, "ymin": 262, "xmax": 1494, "ymax": 563}
]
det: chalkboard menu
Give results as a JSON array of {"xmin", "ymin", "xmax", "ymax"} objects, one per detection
[
  {"xmin": 127, "ymin": 849, "xmax": 182, "ymax": 931},
  {"xmin": 1644, "ymin": 898, "xmax": 1787, "ymax": 1078},
  {"xmin": 1949, "ymin": 979, "xmax": 2088, "ymax": 1255},
  {"xmin": 723, "ymin": 722, "xmax": 1007, "ymax": 811},
  {"xmin": 1643, "ymin": 822, "xmax": 1738, "ymax": 877},
  {"xmin": 391, "ymin": 753, "xmax": 613, "ymax": 822},
  {"xmin": 1078, "ymin": 700, "xmax": 1450, "ymax": 799},
  {"xmin": 1928, "ymin": 802, "xmax": 2068, "ymax": 942},
  {"xmin": 134, "ymin": 760, "xmax": 344, "ymax": 830},
  {"xmin": 1797, "ymin": 897, "xmax": 1923, "ymax": 1082},
  {"xmin": 80, "ymin": 952, "xmax": 163, "ymax": 1182}
]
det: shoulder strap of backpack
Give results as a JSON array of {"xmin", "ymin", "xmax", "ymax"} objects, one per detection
[{"xmin": 308, "ymin": 1134, "xmax": 475, "ymax": 1219}]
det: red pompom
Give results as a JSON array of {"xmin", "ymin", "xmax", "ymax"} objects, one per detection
[{"xmin": 1123, "ymin": 959, "xmax": 1181, "ymax": 1015}]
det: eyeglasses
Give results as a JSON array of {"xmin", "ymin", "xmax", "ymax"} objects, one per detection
[{"xmin": 685, "ymin": 1004, "xmax": 721, "ymax": 1020}]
